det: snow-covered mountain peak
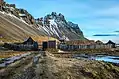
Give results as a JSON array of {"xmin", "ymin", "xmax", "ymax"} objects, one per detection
[{"xmin": 36, "ymin": 12, "xmax": 86, "ymax": 41}]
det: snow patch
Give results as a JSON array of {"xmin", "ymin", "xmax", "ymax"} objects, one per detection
[
  {"xmin": 48, "ymin": 19, "xmax": 61, "ymax": 38},
  {"xmin": 0, "ymin": 11, "xmax": 31, "ymax": 26},
  {"xmin": 19, "ymin": 13, "xmax": 26, "ymax": 17}
]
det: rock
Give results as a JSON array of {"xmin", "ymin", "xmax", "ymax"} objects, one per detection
[
  {"xmin": 0, "ymin": 0, "xmax": 4, "ymax": 6},
  {"xmin": 9, "ymin": 4, "xmax": 16, "ymax": 8}
]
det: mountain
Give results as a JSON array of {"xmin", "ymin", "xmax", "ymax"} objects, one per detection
[
  {"xmin": 0, "ymin": 0, "xmax": 86, "ymax": 43},
  {"xmin": 36, "ymin": 12, "xmax": 86, "ymax": 41}
]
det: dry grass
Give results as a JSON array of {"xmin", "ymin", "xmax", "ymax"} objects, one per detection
[
  {"xmin": 45, "ymin": 52, "xmax": 119, "ymax": 79},
  {"xmin": 0, "ymin": 51, "xmax": 27, "ymax": 58}
]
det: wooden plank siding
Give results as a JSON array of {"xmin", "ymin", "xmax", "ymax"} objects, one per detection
[{"xmin": 58, "ymin": 44, "xmax": 113, "ymax": 50}]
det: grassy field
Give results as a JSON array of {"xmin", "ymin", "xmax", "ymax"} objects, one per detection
[{"xmin": 0, "ymin": 51, "xmax": 27, "ymax": 58}]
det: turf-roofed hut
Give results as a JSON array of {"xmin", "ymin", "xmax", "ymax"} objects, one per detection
[{"xmin": 3, "ymin": 37, "xmax": 38, "ymax": 51}]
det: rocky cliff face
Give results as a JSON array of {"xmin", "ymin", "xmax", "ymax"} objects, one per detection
[
  {"xmin": 36, "ymin": 12, "xmax": 86, "ymax": 41},
  {"xmin": 0, "ymin": 0, "xmax": 86, "ymax": 42},
  {"xmin": 0, "ymin": 1, "xmax": 36, "ymax": 25}
]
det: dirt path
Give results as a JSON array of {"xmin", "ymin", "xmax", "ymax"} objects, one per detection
[
  {"xmin": 0, "ymin": 52, "xmax": 38, "ymax": 79},
  {"xmin": 9, "ymin": 52, "xmax": 46, "ymax": 79},
  {"xmin": 13, "ymin": 51, "xmax": 57, "ymax": 79}
]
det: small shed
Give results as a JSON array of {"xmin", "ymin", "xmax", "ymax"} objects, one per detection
[
  {"xmin": 48, "ymin": 40, "xmax": 57, "ymax": 49},
  {"xmin": 42, "ymin": 41, "xmax": 48, "ymax": 51},
  {"xmin": 106, "ymin": 40, "xmax": 116, "ymax": 48},
  {"xmin": 42, "ymin": 40, "xmax": 58, "ymax": 51}
]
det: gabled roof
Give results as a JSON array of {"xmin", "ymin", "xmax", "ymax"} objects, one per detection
[
  {"xmin": 95, "ymin": 40, "xmax": 103, "ymax": 44},
  {"xmin": 23, "ymin": 37, "xmax": 35, "ymax": 44},
  {"xmin": 106, "ymin": 40, "xmax": 115, "ymax": 44}
]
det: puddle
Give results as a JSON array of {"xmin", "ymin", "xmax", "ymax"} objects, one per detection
[{"xmin": 74, "ymin": 54, "xmax": 119, "ymax": 64}]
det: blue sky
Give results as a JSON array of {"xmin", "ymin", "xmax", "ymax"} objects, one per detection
[{"xmin": 5, "ymin": 0, "xmax": 119, "ymax": 43}]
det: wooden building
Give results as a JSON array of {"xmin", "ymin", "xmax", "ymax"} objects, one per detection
[
  {"xmin": 48, "ymin": 40, "xmax": 57, "ymax": 49},
  {"xmin": 3, "ymin": 37, "xmax": 38, "ymax": 51},
  {"xmin": 106, "ymin": 40, "xmax": 116, "ymax": 48},
  {"xmin": 58, "ymin": 40, "xmax": 114, "ymax": 51},
  {"xmin": 42, "ymin": 40, "xmax": 57, "ymax": 51}
]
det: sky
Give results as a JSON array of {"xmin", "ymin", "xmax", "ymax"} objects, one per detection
[{"xmin": 5, "ymin": 0, "xmax": 119, "ymax": 43}]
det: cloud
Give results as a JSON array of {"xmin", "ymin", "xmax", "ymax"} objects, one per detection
[
  {"xmin": 115, "ymin": 31, "xmax": 119, "ymax": 32},
  {"xmin": 93, "ymin": 34, "xmax": 118, "ymax": 36}
]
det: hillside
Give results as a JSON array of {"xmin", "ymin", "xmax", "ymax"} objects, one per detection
[{"xmin": 0, "ymin": 11, "xmax": 47, "ymax": 43}]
